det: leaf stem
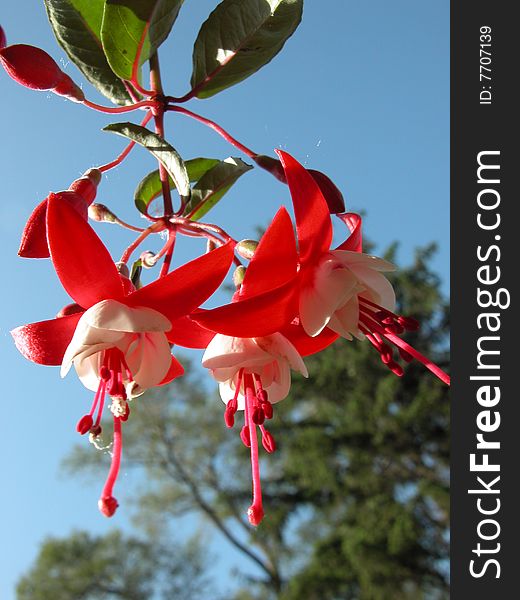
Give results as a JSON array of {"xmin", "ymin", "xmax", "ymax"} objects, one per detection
[
  {"xmin": 82, "ymin": 98, "xmax": 156, "ymax": 114},
  {"xmin": 167, "ymin": 105, "xmax": 257, "ymax": 158}
]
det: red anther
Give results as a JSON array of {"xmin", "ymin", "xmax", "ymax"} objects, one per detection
[
  {"xmin": 252, "ymin": 407, "xmax": 265, "ymax": 425},
  {"xmin": 227, "ymin": 397, "xmax": 238, "ymax": 415},
  {"xmin": 256, "ymin": 389, "xmax": 268, "ymax": 404},
  {"xmin": 262, "ymin": 401, "xmax": 273, "ymax": 420},
  {"xmin": 398, "ymin": 348, "xmax": 414, "ymax": 363},
  {"xmin": 90, "ymin": 425, "xmax": 102, "ymax": 437},
  {"xmin": 380, "ymin": 343, "xmax": 393, "ymax": 364},
  {"xmin": 398, "ymin": 316, "xmax": 420, "ymax": 331},
  {"xmin": 388, "ymin": 361, "xmax": 404, "ymax": 377},
  {"xmin": 240, "ymin": 425, "xmax": 251, "ymax": 448},
  {"xmin": 375, "ymin": 309, "xmax": 391, "ymax": 321},
  {"xmin": 384, "ymin": 323, "xmax": 404, "ymax": 335},
  {"xmin": 56, "ymin": 303, "xmax": 83, "ymax": 318},
  {"xmin": 224, "ymin": 408, "xmax": 235, "ymax": 428},
  {"xmin": 120, "ymin": 404, "xmax": 130, "ymax": 422},
  {"xmin": 261, "ymin": 430, "xmax": 276, "ymax": 453},
  {"xmin": 381, "ymin": 316, "xmax": 396, "ymax": 326},
  {"xmin": 247, "ymin": 503, "xmax": 265, "ymax": 526},
  {"xmin": 98, "ymin": 495, "xmax": 119, "ymax": 517},
  {"xmin": 76, "ymin": 414, "xmax": 93, "ymax": 435},
  {"xmin": 99, "ymin": 366, "xmax": 111, "ymax": 381}
]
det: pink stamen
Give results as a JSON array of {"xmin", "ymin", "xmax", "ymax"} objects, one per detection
[
  {"xmin": 244, "ymin": 375, "xmax": 264, "ymax": 526},
  {"xmin": 98, "ymin": 415, "xmax": 122, "ymax": 518}
]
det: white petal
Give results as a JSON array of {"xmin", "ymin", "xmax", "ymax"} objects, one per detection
[
  {"xmin": 256, "ymin": 333, "xmax": 308, "ymax": 378},
  {"xmin": 265, "ymin": 362, "xmax": 292, "ymax": 403},
  {"xmin": 202, "ymin": 335, "xmax": 269, "ymax": 370},
  {"xmin": 299, "ymin": 284, "xmax": 331, "ymax": 337},
  {"xmin": 218, "ymin": 380, "xmax": 246, "ymax": 410},
  {"xmin": 328, "ymin": 296, "xmax": 360, "ymax": 339},
  {"xmin": 349, "ymin": 266, "xmax": 396, "ymax": 311},
  {"xmin": 125, "ymin": 331, "xmax": 172, "ymax": 389},
  {"xmin": 74, "ymin": 352, "xmax": 104, "ymax": 392},
  {"xmin": 333, "ymin": 250, "xmax": 396, "ymax": 272},
  {"xmin": 84, "ymin": 300, "xmax": 172, "ymax": 333}
]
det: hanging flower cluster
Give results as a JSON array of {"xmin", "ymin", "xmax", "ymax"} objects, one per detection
[{"xmin": 2, "ymin": 2, "xmax": 449, "ymax": 527}]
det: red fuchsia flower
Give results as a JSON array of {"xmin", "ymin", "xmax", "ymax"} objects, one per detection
[
  {"xmin": 276, "ymin": 149, "xmax": 450, "ymax": 385},
  {"xmin": 0, "ymin": 43, "xmax": 84, "ymax": 101},
  {"xmin": 11, "ymin": 196, "xmax": 234, "ymax": 516},
  {"xmin": 193, "ymin": 207, "xmax": 337, "ymax": 525},
  {"xmin": 19, "ymin": 168, "xmax": 101, "ymax": 258}
]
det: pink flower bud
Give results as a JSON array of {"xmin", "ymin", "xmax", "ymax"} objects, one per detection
[
  {"xmin": 0, "ymin": 44, "xmax": 84, "ymax": 101},
  {"xmin": 68, "ymin": 168, "xmax": 101, "ymax": 204},
  {"xmin": 98, "ymin": 495, "xmax": 119, "ymax": 517}
]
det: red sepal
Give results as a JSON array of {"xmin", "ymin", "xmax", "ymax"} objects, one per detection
[
  {"xmin": 335, "ymin": 213, "xmax": 363, "ymax": 253},
  {"xmin": 159, "ymin": 355, "xmax": 185, "ymax": 385},
  {"xmin": 18, "ymin": 198, "xmax": 50, "ymax": 258},
  {"xmin": 281, "ymin": 320, "xmax": 338, "ymax": 357},
  {"xmin": 240, "ymin": 207, "xmax": 298, "ymax": 299},
  {"xmin": 276, "ymin": 150, "xmax": 333, "ymax": 265},
  {"xmin": 192, "ymin": 279, "xmax": 298, "ymax": 338},
  {"xmin": 46, "ymin": 195, "xmax": 124, "ymax": 308},
  {"xmin": 127, "ymin": 241, "xmax": 234, "ymax": 321},
  {"xmin": 11, "ymin": 312, "xmax": 83, "ymax": 366},
  {"xmin": 167, "ymin": 316, "xmax": 215, "ymax": 349}
]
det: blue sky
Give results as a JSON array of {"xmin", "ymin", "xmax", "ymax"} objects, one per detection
[{"xmin": 0, "ymin": 1, "xmax": 448, "ymax": 597}]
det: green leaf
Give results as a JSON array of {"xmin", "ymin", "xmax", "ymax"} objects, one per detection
[
  {"xmin": 134, "ymin": 158, "xmax": 220, "ymax": 215},
  {"xmin": 44, "ymin": 0, "xmax": 132, "ymax": 105},
  {"xmin": 185, "ymin": 157, "xmax": 253, "ymax": 220},
  {"xmin": 101, "ymin": 0, "xmax": 184, "ymax": 81},
  {"xmin": 104, "ymin": 122, "xmax": 190, "ymax": 202},
  {"xmin": 190, "ymin": 0, "xmax": 303, "ymax": 99}
]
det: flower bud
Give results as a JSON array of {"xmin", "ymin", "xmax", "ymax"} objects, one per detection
[
  {"xmin": 253, "ymin": 155, "xmax": 287, "ymax": 183},
  {"xmin": 68, "ymin": 168, "xmax": 101, "ymax": 204},
  {"xmin": 236, "ymin": 239, "xmax": 259, "ymax": 260},
  {"xmin": 307, "ymin": 169, "xmax": 345, "ymax": 214},
  {"xmin": 98, "ymin": 495, "xmax": 119, "ymax": 517},
  {"xmin": 233, "ymin": 265, "xmax": 246, "ymax": 288},
  {"xmin": 140, "ymin": 251, "xmax": 157, "ymax": 268},
  {"xmin": 0, "ymin": 44, "xmax": 84, "ymax": 101},
  {"xmin": 88, "ymin": 203, "xmax": 117, "ymax": 223}
]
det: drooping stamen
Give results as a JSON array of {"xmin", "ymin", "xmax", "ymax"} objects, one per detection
[
  {"xmin": 253, "ymin": 374, "xmax": 273, "ymax": 420},
  {"xmin": 224, "ymin": 369, "xmax": 243, "ymax": 428},
  {"xmin": 98, "ymin": 415, "xmax": 122, "ymax": 518},
  {"xmin": 244, "ymin": 374, "xmax": 264, "ymax": 526}
]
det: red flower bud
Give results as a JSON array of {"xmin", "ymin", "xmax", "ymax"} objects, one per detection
[
  {"xmin": 307, "ymin": 169, "xmax": 346, "ymax": 214},
  {"xmin": 98, "ymin": 495, "xmax": 119, "ymax": 518},
  {"xmin": 0, "ymin": 44, "xmax": 84, "ymax": 101}
]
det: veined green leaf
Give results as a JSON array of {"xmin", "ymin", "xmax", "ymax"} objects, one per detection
[
  {"xmin": 134, "ymin": 158, "xmax": 220, "ymax": 215},
  {"xmin": 101, "ymin": 0, "xmax": 184, "ymax": 81},
  {"xmin": 104, "ymin": 122, "xmax": 190, "ymax": 202},
  {"xmin": 185, "ymin": 157, "xmax": 253, "ymax": 220},
  {"xmin": 44, "ymin": 0, "xmax": 132, "ymax": 105},
  {"xmin": 190, "ymin": 0, "xmax": 303, "ymax": 99}
]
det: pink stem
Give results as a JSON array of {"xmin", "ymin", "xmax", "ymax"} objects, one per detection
[
  {"xmin": 167, "ymin": 105, "xmax": 257, "ymax": 158},
  {"xmin": 82, "ymin": 98, "xmax": 155, "ymax": 114}
]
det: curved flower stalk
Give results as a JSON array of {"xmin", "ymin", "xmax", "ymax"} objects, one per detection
[
  {"xmin": 12, "ymin": 196, "xmax": 234, "ymax": 516},
  {"xmin": 276, "ymin": 150, "xmax": 450, "ymax": 385},
  {"xmin": 19, "ymin": 168, "xmax": 102, "ymax": 259}
]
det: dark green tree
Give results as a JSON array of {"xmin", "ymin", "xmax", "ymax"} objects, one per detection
[
  {"xmin": 24, "ymin": 243, "xmax": 448, "ymax": 600},
  {"xmin": 17, "ymin": 530, "xmax": 210, "ymax": 600}
]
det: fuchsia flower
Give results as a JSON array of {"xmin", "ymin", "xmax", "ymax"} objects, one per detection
[
  {"xmin": 275, "ymin": 150, "xmax": 450, "ymax": 385},
  {"xmin": 19, "ymin": 168, "xmax": 101, "ymax": 258},
  {"xmin": 12, "ymin": 196, "xmax": 234, "ymax": 516}
]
